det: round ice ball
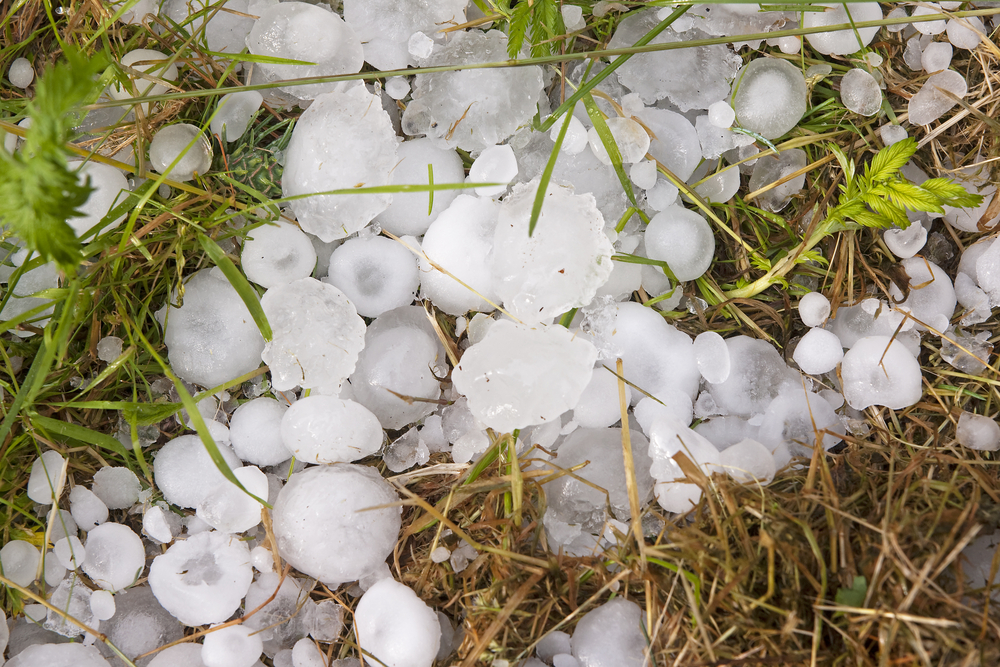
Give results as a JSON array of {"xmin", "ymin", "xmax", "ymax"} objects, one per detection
[
  {"xmin": 6, "ymin": 644, "xmax": 113, "ymax": 667},
  {"xmin": 280, "ymin": 394, "xmax": 383, "ymax": 464},
  {"xmin": 841, "ymin": 336, "xmax": 922, "ymax": 410},
  {"xmin": 65, "ymin": 160, "xmax": 129, "ymax": 237},
  {"xmin": 643, "ymin": 205, "xmax": 716, "ymax": 281},
  {"xmin": 70, "ymin": 486, "xmax": 109, "ymax": 531},
  {"xmin": 326, "ymin": 236, "xmax": 419, "ymax": 318},
  {"xmin": 202, "ymin": 624, "xmax": 263, "ymax": 667},
  {"xmin": 148, "ymin": 644, "xmax": 207, "ymax": 667},
  {"xmin": 82, "ymin": 522, "xmax": 145, "ymax": 591},
  {"xmin": 148, "ymin": 530, "xmax": 253, "ymax": 626},
  {"xmin": 887, "ymin": 257, "xmax": 956, "ymax": 331},
  {"xmin": 229, "ymin": 398, "xmax": 290, "ymax": 466},
  {"xmin": 271, "ymin": 464, "xmax": 401, "ymax": 584},
  {"xmin": 587, "ymin": 117, "xmax": 651, "ymax": 165},
  {"xmin": 109, "ymin": 49, "xmax": 178, "ymax": 110},
  {"xmin": 8, "ymin": 57, "xmax": 34, "ymax": 89},
  {"xmin": 242, "ymin": 220, "xmax": 317, "ymax": 290},
  {"xmin": 91, "ymin": 466, "xmax": 141, "ymax": 510},
  {"xmin": 153, "ymin": 434, "xmax": 241, "ymax": 509},
  {"xmin": 792, "ymin": 327, "xmax": 844, "ymax": 375},
  {"xmin": 798, "ymin": 291, "xmax": 831, "ymax": 327},
  {"xmin": 375, "ymin": 138, "xmax": 466, "ymax": 236},
  {"xmin": 355, "ymin": 578, "xmax": 441, "ymax": 667},
  {"xmin": 0, "ymin": 540, "xmax": 40, "ymax": 587},
  {"xmin": 197, "ymin": 465, "xmax": 269, "ymax": 534},
  {"xmin": 149, "ymin": 123, "xmax": 213, "ymax": 182},
  {"xmin": 803, "ymin": 3, "xmax": 882, "ymax": 55},
  {"xmin": 572, "ymin": 364, "xmax": 633, "ymax": 429},
  {"xmin": 571, "ymin": 598, "xmax": 648, "ymax": 667},
  {"xmin": 731, "ymin": 58, "xmax": 807, "ymax": 140}
]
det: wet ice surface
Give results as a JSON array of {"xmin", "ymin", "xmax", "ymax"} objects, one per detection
[{"xmin": 732, "ymin": 57, "xmax": 807, "ymax": 140}]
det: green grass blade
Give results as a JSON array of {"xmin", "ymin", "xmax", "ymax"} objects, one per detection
[
  {"xmin": 197, "ymin": 232, "xmax": 272, "ymax": 342},
  {"xmin": 582, "ymin": 93, "xmax": 638, "ymax": 209},
  {"xmin": 28, "ymin": 414, "xmax": 131, "ymax": 458},
  {"xmin": 528, "ymin": 107, "xmax": 576, "ymax": 237}
]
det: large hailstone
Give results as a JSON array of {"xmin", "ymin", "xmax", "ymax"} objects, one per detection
[
  {"xmin": 81, "ymin": 523, "xmax": 145, "ymax": 591},
  {"xmin": 493, "ymin": 179, "xmax": 614, "ymax": 324},
  {"xmin": 643, "ymin": 205, "xmax": 716, "ymax": 281},
  {"xmin": 162, "ymin": 268, "xmax": 265, "ymax": 389},
  {"xmin": 887, "ymin": 257, "xmax": 956, "ymax": 331},
  {"xmin": 153, "ymin": 434, "xmax": 241, "ymax": 509},
  {"xmin": 354, "ymin": 578, "xmax": 441, "ymax": 667},
  {"xmin": 731, "ymin": 58, "xmax": 807, "ymax": 140},
  {"xmin": 402, "ymin": 30, "xmax": 544, "ymax": 151},
  {"xmin": 803, "ymin": 3, "xmax": 882, "ymax": 55},
  {"xmin": 245, "ymin": 2, "xmax": 364, "ymax": 100},
  {"xmin": 281, "ymin": 83, "xmax": 398, "ymax": 241},
  {"xmin": 451, "ymin": 320, "xmax": 598, "ymax": 433},
  {"xmin": 374, "ymin": 138, "xmax": 467, "ymax": 237},
  {"xmin": 841, "ymin": 336, "xmax": 922, "ymax": 410},
  {"xmin": 148, "ymin": 531, "xmax": 253, "ymax": 626},
  {"xmin": 241, "ymin": 220, "xmax": 317, "ymax": 290},
  {"xmin": 280, "ymin": 394, "xmax": 383, "ymax": 463},
  {"xmin": 572, "ymin": 598, "xmax": 648, "ymax": 667},
  {"xmin": 272, "ymin": 464, "xmax": 401, "ymax": 584},
  {"xmin": 343, "ymin": 0, "xmax": 467, "ymax": 71},
  {"xmin": 260, "ymin": 278, "xmax": 367, "ymax": 395}
]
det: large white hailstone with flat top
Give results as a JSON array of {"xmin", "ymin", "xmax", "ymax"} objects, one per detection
[
  {"xmin": 492, "ymin": 179, "xmax": 613, "ymax": 324},
  {"xmin": 280, "ymin": 394, "xmax": 383, "ymax": 463},
  {"xmin": 643, "ymin": 205, "xmax": 716, "ymax": 281},
  {"xmin": 355, "ymin": 578, "xmax": 441, "ymax": 667},
  {"xmin": 282, "ymin": 83, "xmax": 398, "ymax": 241},
  {"xmin": 228, "ymin": 397, "xmax": 289, "ymax": 466},
  {"xmin": 803, "ymin": 3, "xmax": 882, "ymax": 55},
  {"xmin": 374, "ymin": 138, "xmax": 466, "ymax": 237},
  {"xmin": 148, "ymin": 531, "xmax": 253, "ymax": 626},
  {"xmin": 82, "ymin": 522, "xmax": 145, "ymax": 591},
  {"xmin": 163, "ymin": 268, "xmax": 265, "ymax": 389},
  {"xmin": 451, "ymin": 320, "xmax": 597, "ymax": 433},
  {"xmin": 326, "ymin": 236, "xmax": 419, "ymax": 318},
  {"xmin": 731, "ymin": 58, "xmax": 807, "ymax": 140},
  {"xmin": 261, "ymin": 278, "xmax": 366, "ymax": 395},
  {"xmin": 273, "ymin": 465, "xmax": 401, "ymax": 584},
  {"xmin": 841, "ymin": 336, "xmax": 922, "ymax": 410},
  {"xmin": 246, "ymin": 2, "xmax": 363, "ymax": 100}
]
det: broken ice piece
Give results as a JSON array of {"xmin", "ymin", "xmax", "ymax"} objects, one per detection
[
  {"xmin": 281, "ymin": 395, "xmax": 383, "ymax": 464},
  {"xmin": 841, "ymin": 336, "xmax": 922, "ymax": 410},
  {"xmin": 908, "ymin": 70, "xmax": 968, "ymax": 126},
  {"xmin": 27, "ymin": 450, "xmax": 66, "ymax": 505},
  {"xmin": 96, "ymin": 335, "xmax": 124, "ymax": 362},
  {"xmin": 956, "ymin": 410, "xmax": 1000, "ymax": 451},
  {"xmin": 941, "ymin": 328, "xmax": 992, "ymax": 375},
  {"xmin": 841, "ymin": 68, "xmax": 882, "ymax": 116},
  {"xmin": 883, "ymin": 222, "xmax": 927, "ymax": 259},
  {"xmin": 211, "ymin": 90, "xmax": 263, "ymax": 143},
  {"xmin": 384, "ymin": 427, "xmax": 430, "ymax": 472},
  {"xmin": 468, "ymin": 144, "xmax": 518, "ymax": 197}
]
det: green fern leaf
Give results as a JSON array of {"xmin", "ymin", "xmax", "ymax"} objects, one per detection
[
  {"xmin": 920, "ymin": 177, "xmax": 985, "ymax": 208},
  {"xmin": 865, "ymin": 137, "xmax": 918, "ymax": 184},
  {"xmin": 507, "ymin": 1, "xmax": 532, "ymax": 58}
]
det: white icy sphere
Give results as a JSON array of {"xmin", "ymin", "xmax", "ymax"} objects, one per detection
[
  {"xmin": 109, "ymin": 49, "xmax": 178, "ymax": 112},
  {"xmin": 27, "ymin": 450, "xmax": 66, "ymax": 505},
  {"xmin": 693, "ymin": 331, "xmax": 730, "ymax": 384},
  {"xmin": 887, "ymin": 257, "xmax": 956, "ymax": 331},
  {"xmin": 65, "ymin": 160, "xmax": 129, "ymax": 237},
  {"xmin": 349, "ymin": 306, "xmax": 447, "ymax": 430},
  {"xmin": 280, "ymin": 395, "xmax": 382, "ymax": 463},
  {"xmin": 606, "ymin": 302, "xmax": 701, "ymax": 402},
  {"xmin": 272, "ymin": 464, "xmax": 401, "ymax": 584},
  {"xmin": 229, "ymin": 397, "xmax": 290, "ymax": 466},
  {"xmin": 643, "ymin": 205, "xmax": 716, "ymax": 281},
  {"xmin": 587, "ymin": 117, "xmax": 650, "ymax": 166},
  {"xmin": 571, "ymin": 598, "xmax": 647, "ymax": 667},
  {"xmin": 757, "ymin": 387, "xmax": 844, "ymax": 456},
  {"xmin": 91, "ymin": 466, "xmax": 141, "ymax": 509},
  {"xmin": 163, "ymin": 268, "xmax": 265, "ymax": 389},
  {"xmin": 260, "ymin": 278, "xmax": 367, "ymax": 395},
  {"xmin": 326, "ymin": 236, "xmax": 418, "ymax": 317},
  {"xmin": 343, "ymin": 0, "xmax": 466, "ymax": 71},
  {"xmin": 419, "ymin": 195, "xmax": 501, "ymax": 316},
  {"xmin": 608, "ymin": 9, "xmax": 741, "ymax": 110},
  {"xmin": 97, "ymin": 335, "xmax": 123, "ymax": 362},
  {"xmin": 149, "ymin": 531, "xmax": 253, "ymax": 626},
  {"xmin": 148, "ymin": 644, "xmax": 208, "ymax": 667},
  {"xmin": 469, "ymin": 144, "xmax": 518, "ymax": 197},
  {"xmin": 956, "ymin": 411, "xmax": 1000, "ymax": 451},
  {"xmin": 0, "ymin": 540, "xmax": 39, "ymax": 587},
  {"xmin": 246, "ymin": 2, "xmax": 363, "ymax": 100},
  {"xmin": 355, "ymin": 578, "xmax": 441, "ymax": 667},
  {"xmin": 402, "ymin": 30, "xmax": 544, "ymax": 151},
  {"xmin": 633, "ymin": 108, "xmax": 698, "ymax": 181},
  {"xmin": 149, "ymin": 124, "xmax": 214, "ymax": 182},
  {"xmin": 731, "ymin": 57, "xmax": 807, "ymax": 140},
  {"xmin": 82, "ymin": 522, "xmax": 145, "ymax": 591},
  {"xmin": 71, "ymin": 486, "xmax": 108, "ymax": 530},
  {"xmin": 197, "ymin": 465, "xmax": 268, "ymax": 533},
  {"xmin": 452, "ymin": 320, "xmax": 597, "ymax": 433},
  {"xmin": 841, "ymin": 336, "xmax": 923, "ymax": 410},
  {"xmin": 694, "ymin": 166, "xmax": 741, "ymax": 204},
  {"xmin": 708, "ymin": 336, "xmax": 799, "ymax": 417},
  {"xmin": 720, "ymin": 439, "xmax": 776, "ymax": 484},
  {"xmin": 211, "ymin": 90, "xmax": 263, "ymax": 143},
  {"xmin": 493, "ymin": 179, "xmax": 613, "ymax": 323},
  {"xmin": 803, "ymin": 3, "xmax": 882, "ymax": 55},
  {"xmin": 375, "ymin": 138, "xmax": 466, "ymax": 236},
  {"xmin": 8, "ymin": 57, "xmax": 33, "ymax": 89},
  {"xmin": 153, "ymin": 433, "xmax": 241, "ymax": 509},
  {"xmin": 908, "ymin": 70, "xmax": 967, "ymax": 126},
  {"xmin": 884, "ymin": 222, "xmax": 928, "ymax": 259},
  {"xmin": 241, "ymin": 220, "xmax": 317, "ymax": 290},
  {"xmin": 648, "ymin": 417, "xmax": 721, "ymax": 513},
  {"xmin": 202, "ymin": 624, "xmax": 263, "ymax": 667},
  {"xmin": 572, "ymin": 365, "xmax": 633, "ymax": 429},
  {"xmin": 90, "ymin": 589, "xmax": 116, "ymax": 621},
  {"xmin": 282, "ymin": 84, "xmax": 398, "ymax": 242},
  {"xmin": 708, "ymin": 101, "xmax": 736, "ymax": 128},
  {"xmin": 6, "ymin": 644, "xmax": 112, "ymax": 667},
  {"xmin": 830, "ymin": 298, "xmax": 918, "ymax": 352},
  {"xmin": 792, "ymin": 327, "xmax": 844, "ymax": 375},
  {"xmin": 798, "ymin": 291, "xmax": 831, "ymax": 327}
]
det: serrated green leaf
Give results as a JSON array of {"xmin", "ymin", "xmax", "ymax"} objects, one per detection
[
  {"xmin": 862, "ymin": 192, "xmax": 908, "ymax": 226},
  {"xmin": 851, "ymin": 210, "xmax": 892, "ymax": 228},
  {"xmin": 920, "ymin": 177, "xmax": 985, "ymax": 208},
  {"xmin": 879, "ymin": 180, "xmax": 944, "ymax": 213},
  {"xmin": 865, "ymin": 137, "xmax": 918, "ymax": 184},
  {"xmin": 828, "ymin": 143, "xmax": 855, "ymax": 186},
  {"xmin": 196, "ymin": 233, "xmax": 272, "ymax": 342},
  {"xmin": 507, "ymin": 1, "xmax": 532, "ymax": 58}
]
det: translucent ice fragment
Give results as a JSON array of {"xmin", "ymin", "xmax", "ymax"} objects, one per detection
[
  {"xmin": 281, "ymin": 395, "xmax": 383, "ymax": 463},
  {"xmin": 792, "ymin": 327, "xmax": 844, "ymax": 375},
  {"xmin": 803, "ymin": 3, "xmax": 882, "ymax": 55},
  {"xmin": 731, "ymin": 57, "xmax": 807, "ymax": 139},
  {"xmin": 908, "ymin": 70, "xmax": 967, "ymax": 126},
  {"xmin": 211, "ymin": 90, "xmax": 263, "ymax": 143},
  {"xmin": 841, "ymin": 68, "xmax": 882, "ymax": 116},
  {"xmin": 149, "ymin": 123, "xmax": 213, "ymax": 182},
  {"xmin": 841, "ymin": 336, "xmax": 922, "ymax": 410},
  {"xmin": 956, "ymin": 411, "xmax": 1000, "ymax": 451}
]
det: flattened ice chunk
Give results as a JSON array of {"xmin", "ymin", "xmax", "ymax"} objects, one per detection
[
  {"xmin": 841, "ymin": 336, "xmax": 922, "ymax": 410},
  {"xmin": 643, "ymin": 205, "xmax": 716, "ymax": 281},
  {"xmin": 272, "ymin": 464, "xmax": 401, "ymax": 584},
  {"xmin": 492, "ymin": 179, "xmax": 613, "ymax": 324},
  {"xmin": 732, "ymin": 58, "xmax": 807, "ymax": 140},
  {"xmin": 355, "ymin": 578, "xmax": 441, "ymax": 667},
  {"xmin": 280, "ymin": 395, "xmax": 383, "ymax": 463},
  {"xmin": 282, "ymin": 84, "xmax": 398, "ymax": 241},
  {"xmin": 452, "ymin": 320, "xmax": 598, "ymax": 433},
  {"xmin": 261, "ymin": 278, "xmax": 367, "ymax": 395},
  {"xmin": 343, "ymin": 0, "xmax": 466, "ymax": 71},
  {"xmin": 803, "ymin": 3, "xmax": 882, "ymax": 55},
  {"xmin": 792, "ymin": 327, "xmax": 844, "ymax": 375},
  {"xmin": 241, "ymin": 220, "xmax": 317, "ymax": 290},
  {"xmin": 82, "ymin": 523, "xmax": 145, "ymax": 591},
  {"xmin": 326, "ymin": 236, "xmax": 418, "ymax": 318},
  {"xmin": 887, "ymin": 257, "xmax": 956, "ymax": 331},
  {"xmin": 571, "ymin": 598, "xmax": 647, "ymax": 667},
  {"xmin": 908, "ymin": 70, "xmax": 967, "ymax": 126},
  {"xmin": 841, "ymin": 68, "xmax": 882, "ymax": 116},
  {"xmin": 153, "ymin": 434, "xmax": 241, "ymax": 510}
]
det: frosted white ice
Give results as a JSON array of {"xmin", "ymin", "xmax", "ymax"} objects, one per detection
[
  {"xmin": 149, "ymin": 123, "xmax": 213, "ymax": 182},
  {"xmin": 922, "ymin": 41, "xmax": 953, "ymax": 72},
  {"xmin": 92, "ymin": 466, "xmax": 141, "ymax": 509},
  {"xmin": 109, "ymin": 49, "xmax": 178, "ymax": 114},
  {"xmin": 375, "ymin": 138, "xmax": 466, "ymax": 236},
  {"xmin": 947, "ymin": 16, "xmax": 984, "ymax": 50},
  {"xmin": 757, "ymin": 387, "xmax": 844, "ymax": 455},
  {"xmin": 148, "ymin": 645, "xmax": 208, "ymax": 667},
  {"xmin": 732, "ymin": 57, "xmax": 807, "ymax": 139},
  {"xmin": 572, "ymin": 365, "xmax": 633, "ymax": 429},
  {"xmin": 841, "ymin": 336, "xmax": 923, "ymax": 410},
  {"xmin": 693, "ymin": 331, "xmax": 730, "ymax": 384},
  {"xmin": 327, "ymin": 236, "xmax": 418, "ymax": 317},
  {"xmin": 27, "ymin": 450, "xmax": 66, "ymax": 505},
  {"xmin": 163, "ymin": 268, "xmax": 265, "ymax": 389},
  {"xmin": 355, "ymin": 578, "xmax": 441, "ymax": 667},
  {"xmin": 644, "ymin": 205, "xmax": 715, "ymax": 281},
  {"xmin": 70, "ymin": 486, "xmax": 108, "ymax": 530},
  {"xmin": 803, "ymin": 3, "xmax": 882, "ymax": 55},
  {"xmin": 793, "ymin": 327, "xmax": 844, "ymax": 375},
  {"xmin": 153, "ymin": 433, "xmax": 241, "ymax": 509},
  {"xmin": 282, "ymin": 84, "xmax": 398, "ymax": 242},
  {"xmin": 912, "ymin": 4, "xmax": 947, "ymax": 34},
  {"xmin": 956, "ymin": 411, "xmax": 1000, "ymax": 451},
  {"xmin": 6, "ymin": 644, "xmax": 112, "ymax": 667},
  {"xmin": 720, "ymin": 438, "xmax": 776, "ymax": 484},
  {"xmin": 550, "ymin": 114, "xmax": 589, "ymax": 155},
  {"xmin": 841, "ymin": 68, "xmax": 882, "ymax": 116},
  {"xmin": 887, "ymin": 257, "xmax": 956, "ymax": 331},
  {"xmin": 587, "ymin": 117, "xmax": 650, "ymax": 165},
  {"xmin": 8, "ymin": 57, "xmax": 33, "ymax": 88},
  {"xmin": 798, "ymin": 291, "xmax": 831, "ymax": 327},
  {"xmin": 281, "ymin": 395, "xmax": 383, "ymax": 463},
  {"xmin": 708, "ymin": 336, "xmax": 798, "ymax": 416},
  {"xmin": 884, "ymin": 222, "xmax": 927, "ymax": 259},
  {"xmin": 747, "ymin": 149, "xmax": 807, "ymax": 213},
  {"xmin": 571, "ymin": 598, "xmax": 648, "ymax": 667},
  {"xmin": 469, "ymin": 144, "xmax": 518, "ymax": 197},
  {"xmin": 90, "ymin": 589, "xmax": 116, "ymax": 621},
  {"xmin": 908, "ymin": 70, "xmax": 967, "ymax": 125},
  {"xmin": 197, "ymin": 465, "xmax": 268, "ymax": 533},
  {"xmin": 452, "ymin": 320, "xmax": 597, "ymax": 433},
  {"xmin": 708, "ymin": 101, "xmax": 735, "ymax": 128},
  {"xmin": 343, "ymin": 0, "xmax": 466, "ymax": 71},
  {"xmin": 260, "ymin": 278, "xmax": 367, "ymax": 395},
  {"xmin": 242, "ymin": 221, "xmax": 317, "ymax": 290},
  {"xmin": 82, "ymin": 522, "xmax": 145, "ymax": 591},
  {"xmin": 229, "ymin": 398, "xmax": 290, "ymax": 466},
  {"xmin": 0, "ymin": 540, "xmax": 39, "ymax": 587},
  {"xmin": 202, "ymin": 624, "xmax": 263, "ymax": 667},
  {"xmin": 647, "ymin": 417, "xmax": 721, "ymax": 513},
  {"xmin": 272, "ymin": 464, "xmax": 401, "ymax": 584},
  {"xmin": 880, "ymin": 124, "xmax": 908, "ymax": 147},
  {"xmin": 96, "ymin": 335, "xmax": 123, "ymax": 362},
  {"xmin": 385, "ymin": 76, "xmax": 410, "ymax": 100},
  {"xmin": 66, "ymin": 160, "xmax": 129, "ymax": 236},
  {"xmin": 212, "ymin": 90, "xmax": 263, "ymax": 143},
  {"xmin": 54, "ymin": 536, "xmax": 86, "ymax": 570}
]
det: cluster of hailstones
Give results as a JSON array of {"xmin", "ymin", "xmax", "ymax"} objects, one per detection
[{"xmin": 3, "ymin": 1, "xmax": 1000, "ymax": 665}]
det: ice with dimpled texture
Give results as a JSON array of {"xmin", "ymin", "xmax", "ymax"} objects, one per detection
[{"xmin": 731, "ymin": 58, "xmax": 807, "ymax": 140}]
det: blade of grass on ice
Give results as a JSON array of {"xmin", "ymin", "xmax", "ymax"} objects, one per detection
[
  {"xmin": 197, "ymin": 232, "xmax": 272, "ymax": 342},
  {"xmin": 583, "ymin": 93, "xmax": 637, "ymax": 209},
  {"xmin": 528, "ymin": 107, "xmax": 575, "ymax": 236},
  {"xmin": 28, "ymin": 414, "xmax": 131, "ymax": 459}
]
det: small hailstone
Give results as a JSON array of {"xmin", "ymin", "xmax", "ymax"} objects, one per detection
[
  {"xmin": 196, "ymin": 465, "xmax": 269, "ymax": 534},
  {"xmin": 798, "ymin": 291, "xmax": 831, "ymax": 327},
  {"xmin": 81, "ymin": 522, "xmax": 145, "ymax": 591},
  {"xmin": 549, "ymin": 114, "xmax": 589, "ymax": 155},
  {"xmin": 956, "ymin": 411, "xmax": 1000, "ymax": 451},
  {"xmin": 707, "ymin": 101, "xmax": 735, "ymax": 129},
  {"xmin": 355, "ymin": 578, "xmax": 441, "ymax": 667},
  {"xmin": 864, "ymin": 52, "xmax": 884, "ymax": 67},
  {"xmin": 241, "ymin": 220, "xmax": 317, "ymax": 290},
  {"xmin": 620, "ymin": 93, "xmax": 645, "ymax": 118},
  {"xmin": 644, "ymin": 205, "xmax": 715, "ymax": 281},
  {"xmin": 841, "ymin": 68, "xmax": 882, "ymax": 116},
  {"xmin": 142, "ymin": 505, "xmax": 175, "ymax": 543},
  {"xmin": 588, "ymin": 117, "xmax": 650, "ymax": 165},
  {"xmin": 70, "ymin": 486, "xmax": 108, "ymax": 531},
  {"xmin": 153, "ymin": 434, "xmax": 241, "ymax": 509},
  {"xmin": 96, "ymin": 335, "xmax": 124, "ymax": 362},
  {"xmin": 884, "ymin": 222, "xmax": 927, "ymax": 259},
  {"xmin": 911, "ymin": 4, "xmax": 947, "ymax": 35},
  {"xmin": 903, "ymin": 37, "xmax": 923, "ymax": 70},
  {"xmin": 54, "ymin": 536, "xmax": 86, "ymax": 570},
  {"xmin": 408, "ymin": 31, "xmax": 435, "ymax": 59},
  {"xmin": 0, "ymin": 540, "xmax": 39, "ymax": 586},
  {"xmin": 211, "ymin": 90, "xmax": 263, "ymax": 143},
  {"xmin": 250, "ymin": 545, "xmax": 274, "ymax": 572},
  {"xmin": 629, "ymin": 159, "xmax": 658, "ymax": 190},
  {"xmin": 693, "ymin": 331, "xmax": 730, "ymax": 384},
  {"xmin": 921, "ymin": 41, "xmax": 953, "ymax": 72},
  {"xmin": 149, "ymin": 123, "xmax": 213, "ymax": 182},
  {"xmin": 946, "ymin": 17, "xmax": 984, "ymax": 50},
  {"xmin": 561, "ymin": 4, "xmax": 585, "ymax": 31},
  {"xmin": 537, "ymin": 631, "xmax": 572, "ymax": 662},
  {"xmin": 430, "ymin": 546, "xmax": 451, "ymax": 563},
  {"xmin": 645, "ymin": 178, "xmax": 679, "ymax": 211},
  {"xmin": 775, "ymin": 35, "xmax": 801, "ymax": 55},
  {"xmin": 203, "ymin": 624, "xmax": 263, "ymax": 667},
  {"xmin": 306, "ymin": 599, "xmax": 344, "ymax": 641},
  {"xmin": 229, "ymin": 397, "xmax": 289, "ymax": 467},
  {"xmin": 792, "ymin": 327, "xmax": 844, "ymax": 375},
  {"xmin": 326, "ymin": 236, "xmax": 419, "ymax": 318},
  {"xmin": 841, "ymin": 336, "xmax": 922, "ymax": 410},
  {"xmin": 280, "ymin": 394, "xmax": 383, "ymax": 464},
  {"xmin": 8, "ymin": 57, "xmax": 34, "ymax": 88},
  {"xmin": 385, "ymin": 76, "xmax": 410, "ymax": 100},
  {"xmin": 468, "ymin": 144, "xmax": 518, "ymax": 197},
  {"xmin": 44, "ymin": 551, "xmax": 67, "ymax": 586},
  {"xmin": 27, "ymin": 450, "xmax": 66, "ymax": 505},
  {"xmin": 25, "ymin": 604, "xmax": 47, "ymax": 623},
  {"xmin": 90, "ymin": 590, "xmax": 116, "ymax": 621},
  {"xmin": 91, "ymin": 466, "xmax": 141, "ymax": 509},
  {"xmin": 885, "ymin": 6, "xmax": 909, "ymax": 32},
  {"xmin": 553, "ymin": 656, "xmax": 580, "ymax": 667},
  {"xmin": 880, "ymin": 124, "xmax": 908, "ymax": 146}
]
